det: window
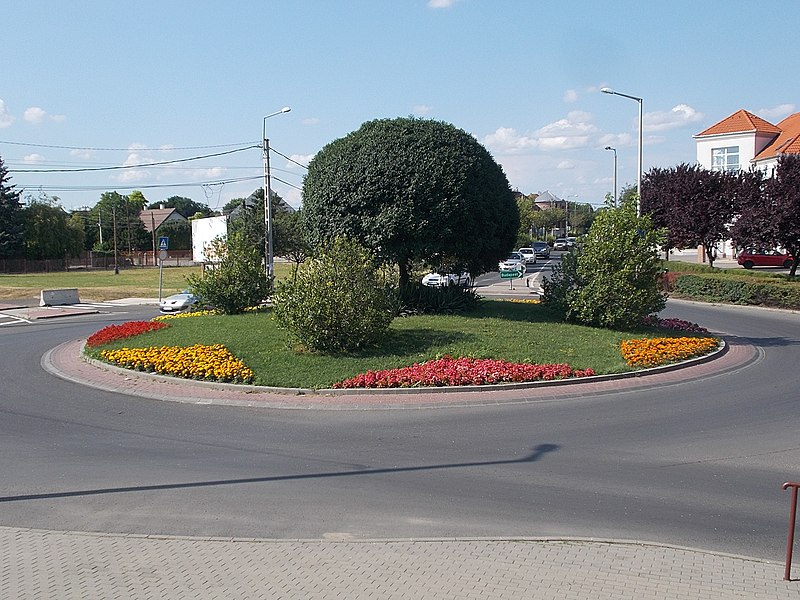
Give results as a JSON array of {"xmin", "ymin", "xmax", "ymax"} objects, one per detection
[{"xmin": 711, "ymin": 146, "xmax": 740, "ymax": 172}]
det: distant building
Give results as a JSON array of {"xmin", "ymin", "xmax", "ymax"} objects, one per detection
[
  {"xmin": 139, "ymin": 207, "xmax": 187, "ymax": 233},
  {"xmin": 694, "ymin": 109, "xmax": 800, "ymax": 176}
]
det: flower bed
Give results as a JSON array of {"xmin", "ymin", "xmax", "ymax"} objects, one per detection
[
  {"xmin": 333, "ymin": 355, "xmax": 595, "ymax": 389},
  {"xmin": 86, "ymin": 321, "xmax": 169, "ymax": 347},
  {"xmin": 642, "ymin": 315, "xmax": 708, "ymax": 333},
  {"xmin": 99, "ymin": 344, "xmax": 254, "ymax": 384},
  {"xmin": 620, "ymin": 337, "xmax": 719, "ymax": 368},
  {"xmin": 152, "ymin": 309, "xmax": 219, "ymax": 322}
]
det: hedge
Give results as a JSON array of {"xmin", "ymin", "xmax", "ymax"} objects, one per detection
[{"xmin": 661, "ymin": 273, "xmax": 800, "ymax": 309}]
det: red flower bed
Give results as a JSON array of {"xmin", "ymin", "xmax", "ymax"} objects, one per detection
[
  {"xmin": 642, "ymin": 315, "xmax": 708, "ymax": 333},
  {"xmin": 333, "ymin": 355, "xmax": 596, "ymax": 389},
  {"xmin": 86, "ymin": 320, "xmax": 169, "ymax": 347}
]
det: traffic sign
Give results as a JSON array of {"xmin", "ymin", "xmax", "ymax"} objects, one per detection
[
  {"xmin": 158, "ymin": 236, "xmax": 169, "ymax": 251},
  {"xmin": 500, "ymin": 269, "xmax": 524, "ymax": 279}
]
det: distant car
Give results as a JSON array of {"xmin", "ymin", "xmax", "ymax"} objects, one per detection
[
  {"xmin": 553, "ymin": 238, "xmax": 568, "ymax": 251},
  {"xmin": 531, "ymin": 241, "xmax": 550, "ymax": 259},
  {"xmin": 159, "ymin": 289, "xmax": 198, "ymax": 312},
  {"xmin": 517, "ymin": 247, "xmax": 538, "ymax": 265},
  {"xmin": 737, "ymin": 249, "xmax": 794, "ymax": 269},
  {"xmin": 422, "ymin": 272, "xmax": 470, "ymax": 287},
  {"xmin": 498, "ymin": 252, "xmax": 526, "ymax": 273}
]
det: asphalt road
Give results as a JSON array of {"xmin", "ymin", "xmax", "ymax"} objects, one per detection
[{"xmin": 0, "ymin": 299, "xmax": 798, "ymax": 562}]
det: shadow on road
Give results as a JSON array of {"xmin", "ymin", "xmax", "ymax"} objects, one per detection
[{"xmin": 0, "ymin": 443, "xmax": 561, "ymax": 503}]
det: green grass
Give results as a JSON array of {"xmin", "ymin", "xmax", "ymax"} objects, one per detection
[
  {"xmin": 0, "ymin": 263, "xmax": 295, "ymax": 302},
  {"xmin": 87, "ymin": 299, "xmax": 694, "ymax": 389}
]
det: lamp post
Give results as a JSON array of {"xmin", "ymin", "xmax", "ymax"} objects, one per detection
[
  {"xmin": 604, "ymin": 146, "xmax": 617, "ymax": 206},
  {"xmin": 262, "ymin": 106, "xmax": 291, "ymax": 281},
  {"xmin": 565, "ymin": 194, "xmax": 578, "ymax": 238},
  {"xmin": 601, "ymin": 87, "xmax": 642, "ymax": 214}
]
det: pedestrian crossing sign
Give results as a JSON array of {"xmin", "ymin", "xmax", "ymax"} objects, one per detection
[{"xmin": 158, "ymin": 236, "xmax": 169, "ymax": 251}]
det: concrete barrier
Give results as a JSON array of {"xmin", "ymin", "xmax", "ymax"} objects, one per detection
[{"xmin": 40, "ymin": 288, "xmax": 81, "ymax": 306}]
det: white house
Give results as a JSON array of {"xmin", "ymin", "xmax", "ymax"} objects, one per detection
[{"xmin": 692, "ymin": 109, "xmax": 800, "ymax": 258}]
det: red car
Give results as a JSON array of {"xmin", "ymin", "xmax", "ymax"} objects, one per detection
[{"xmin": 737, "ymin": 249, "xmax": 795, "ymax": 269}]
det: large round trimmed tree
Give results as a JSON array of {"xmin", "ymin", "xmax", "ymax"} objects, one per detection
[{"xmin": 301, "ymin": 117, "xmax": 519, "ymax": 286}]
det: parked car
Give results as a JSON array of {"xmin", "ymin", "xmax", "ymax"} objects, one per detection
[
  {"xmin": 159, "ymin": 289, "xmax": 199, "ymax": 312},
  {"xmin": 421, "ymin": 272, "xmax": 470, "ymax": 287},
  {"xmin": 517, "ymin": 247, "xmax": 537, "ymax": 265},
  {"xmin": 737, "ymin": 249, "xmax": 795, "ymax": 269},
  {"xmin": 498, "ymin": 252, "xmax": 526, "ymax": 273},
  {"xmin": 532, "ymin": 241, "xmax": 550, "ymax": 259}
]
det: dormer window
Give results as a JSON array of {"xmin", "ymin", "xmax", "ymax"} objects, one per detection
[{"xmin": 711, "ymin": 146, "xmax": 740, "ymax": 172}]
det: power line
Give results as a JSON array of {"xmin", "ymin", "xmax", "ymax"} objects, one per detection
[
  {"xmin": 19, "ymin": 175, "xmax": 264, "ymax": 193},
  {"xmin": 10, "ymin": 145, "xmax": 259, "ymax": 173},
  {"xmin": 271, "ymin": 147, "xmax": 309, "ymax": 170},
  {"xmin": 0, "ymin": 139, "xmax": 260, "ymax": 152}
]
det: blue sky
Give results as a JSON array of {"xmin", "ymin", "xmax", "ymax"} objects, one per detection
[{"xmin": 2, "ymin": 0, "xmax": 797, "ymax": 212}]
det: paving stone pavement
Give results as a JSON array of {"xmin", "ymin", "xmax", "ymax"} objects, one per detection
[{"xmin": 2, "ymin": 527, "xmax": 799, "ymax": 599}]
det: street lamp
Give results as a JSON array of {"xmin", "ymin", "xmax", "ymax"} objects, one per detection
[
  {"xmin": 604, "ymin": 146, "xmax": 617, "ymax": 206},
  {"xmin": 601, "ymin": 87, "xmax": 642, "ymax": 214},
  {"xmin": 263, "ymin": 106, "xmax": 291, "ymax": 281},
  {"xmin": 565, "ymin": 194, "xmax": 578, "ymax": 237}
]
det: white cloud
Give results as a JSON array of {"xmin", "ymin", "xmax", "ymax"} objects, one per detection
[
  {"xmin": 24, "ymin": 107, "xmax": 47, "ymax": 123},
  {"xmin": 427, "ymin": 0, "xmax": 460, "ymax": 7},
  {"xmin": 556, "ymin": 160, "xmax": 574, "ymax": 170},
  {"xmin": 482, "ymin": 127, "xmax": 538, "ymax": 153},
  {"xmin": 23, "ymin": 153, "xmax": 45, "ymax": 164},
  {"xmin": 413, "ymin": 104, "xmax": 433, "ymax": 115},
  {"xmin": 757, "ymin": 104, "xmax": 796, "ymax": 120},
  {"xmin": 643, "ymin": 104, "xmax": 703, "ymax": 132},
  {"xmin": 563, "ymin": 89, "xmax": 578, "ymax": 103},
  {"xmin": 484, "ymin": 112, "xmax": 599, "ymax": 154},
  {"xmin": 0, "ymin": 99, "xmax": 14, "ymax": 128},
  {"xmin": 301, "ymin": 117, "xmax": 320, "ymax": 126},
  {"xmin": 70, "ymin": 148, "xmax": 93, "ymax": 160},
  {"xmin": 287, "ymin": 153, "xmax": 314, "ymax": 169},
  {"xmin": 23, "ymin": 106, "xmax": 65, "ymax": 124}
]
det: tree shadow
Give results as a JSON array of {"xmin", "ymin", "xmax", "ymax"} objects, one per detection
[{"xmin": 0, "ymin": 443, "xmax": 560, "ymax": 503}]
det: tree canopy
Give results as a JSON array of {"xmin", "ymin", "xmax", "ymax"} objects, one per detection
[
  {"xmin": 0, "ymin": 155, "xmax": 24, "ymax": 258},
  {"xmin": 301, "ymin": 117, "xmax": 519, "ymax": 285},
  {"xmin": 731, "ymin": 155, "xmax": 800, "ymax": 276},
  {"xmin": 22, "ymin": 193, "xmax": 84, "ymax": 260},
  {"xmin": 148, "ymin": 195, "xmax": 213, "ymax": 219},
  {"xmin": 641, "ymin": 163, "xmax": 735, "ymax": 267}
]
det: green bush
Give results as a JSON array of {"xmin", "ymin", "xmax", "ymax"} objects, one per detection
[
  {"xmin": 542, "ymin": 198, "xmax": 666, "ymax": 330},
  {"xmin": 272, "ymin": 238, "xmax": 396, "ymax": 354},
  {"xmin": 396, "ymin": 282, "xmax": 481, "ymax": 315},
  {"xmin": 186, "ymin": 230, "xmax": 270, "ymax": 314},
  {"xmin": 672, "ymin": 274, "xmax": 800, "ymax": 308}
]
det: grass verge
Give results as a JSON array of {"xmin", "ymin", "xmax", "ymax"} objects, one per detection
[{"xmin": 85, "ymin": 299, "xmax": 709, "ymax": 389}]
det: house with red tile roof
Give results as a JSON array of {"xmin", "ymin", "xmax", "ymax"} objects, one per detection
[
  {"xmin": 690, "ymin": 108, "xmax": 800, "ymax": 261},
  {"xmin": 694, "ymin": 109, "xmax": 800, "ymax": 175}
]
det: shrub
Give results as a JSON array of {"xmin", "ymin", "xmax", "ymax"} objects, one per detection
[
  {"xmin": 186, "ymin": 230, "xmax": 270, "ymax": 315},
  {"xmin": 543, "ymin": 198, "xmax": 666, "ymax": 329},
  {"xmin": 396, "ymin": 282, "xmax": 480, "ymax": 315},
  {"xmin": 272, "ymin": 238, "xmax": 396, "ymax": 354},
  {"xmin": 670, "ymin": 274, "xmax": 800, "ymax": 309}
]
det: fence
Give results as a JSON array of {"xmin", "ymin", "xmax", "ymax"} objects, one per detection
[{"xmin": 0, "ymin": 250, "xmax": 196, "ymax": 274}]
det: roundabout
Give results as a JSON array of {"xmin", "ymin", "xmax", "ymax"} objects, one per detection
[{"xmin": 2, "ymin": 299, "xmax": 800, "ymax": 597}]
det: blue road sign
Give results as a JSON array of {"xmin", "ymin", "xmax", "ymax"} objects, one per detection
[{"xmin": 158, "ymin": 236, "xmax": 169, "ymax": 251}]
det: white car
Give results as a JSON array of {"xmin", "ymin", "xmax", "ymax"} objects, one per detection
[
  {"xmin": 159, "ymin": 290, "xmax": 198, "ymax": 312},
  {"xmin": 517, "ymin": 248, "xmax": 537, "ymax": 265},
  {"xmin": 498, "ymin": 252, "xmax": 526, "ymax": 273},
  {"xmin": 421, "ymin": 272, "xmax": 470, "ymax": 287}
]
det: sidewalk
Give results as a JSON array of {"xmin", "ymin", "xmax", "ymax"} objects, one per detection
[
  {"xmin": 10, "ymin": 318, "xmax": 800, "ymax": 598},
  {"xmin": 2, "ymin": 527, "xmax": 797, "ymax": 599}
]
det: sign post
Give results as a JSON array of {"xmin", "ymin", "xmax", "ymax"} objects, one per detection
[
  {"xmin": 157, "ymin": 237, "xmax": 169, "ymax": 302},
  {"xmin": 499, "ymin": 268, "xmax": 525, "ymax": 289}
]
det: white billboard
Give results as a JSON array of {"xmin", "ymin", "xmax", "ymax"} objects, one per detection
[{"xmin": 191, "ymin": 215, "xmax": 228, "ymax": 263}]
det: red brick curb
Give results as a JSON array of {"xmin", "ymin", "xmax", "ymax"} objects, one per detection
[{"xmin": 42, "ymin": 337, "xmax": 758, "ymax": 410}]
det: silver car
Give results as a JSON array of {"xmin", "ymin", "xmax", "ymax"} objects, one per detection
[
  {"xmin": 159, "ymin": 290, "xmax": 198, "ymax": 312},
  {"xmin": 498, "ymin": 252, "xmax": 526, "ymax": 273}
]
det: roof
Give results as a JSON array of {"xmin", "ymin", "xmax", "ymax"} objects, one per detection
[
  {"xmin": 753, "ymin": 112, "xmax": 800, "ymax": 162},
  {"xmin": 139, "ymin": 208, "xmax": 186, "ymax": 233},
  {"xmin": 694, "ymin": 109, "xmax": 782, "ymax": 138}
]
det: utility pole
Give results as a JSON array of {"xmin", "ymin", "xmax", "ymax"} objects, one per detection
[{"xmin": 112, "ymin": 207, "xmax": 119, "ymax": 274}]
